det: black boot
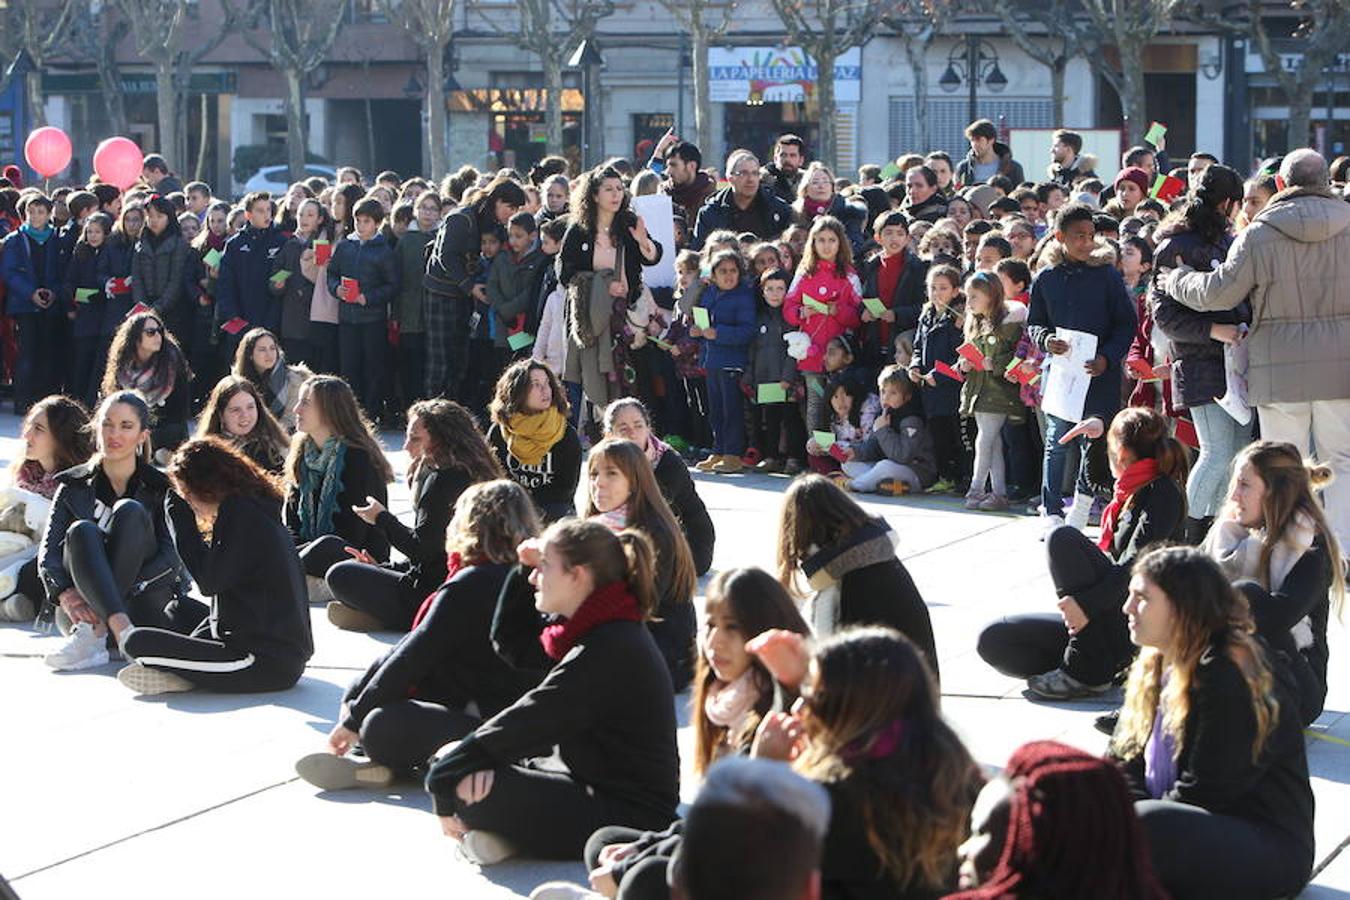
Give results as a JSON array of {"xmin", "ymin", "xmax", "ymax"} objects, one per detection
[{"xmin": 1183, "ymin": 516, "xmax": 1213, "ymax": 546}]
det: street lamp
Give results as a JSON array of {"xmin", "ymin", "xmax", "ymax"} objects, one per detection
[{"xmin": 938, "ymin": 37, "xmax": 1007, "ymax": 124}]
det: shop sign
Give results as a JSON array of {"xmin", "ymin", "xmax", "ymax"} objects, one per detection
[{"xmin": 708, "ymin": 46, "xmax": 861, "ymax": 103}]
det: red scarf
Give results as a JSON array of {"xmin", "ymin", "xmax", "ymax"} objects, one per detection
[
  {"xmin": 876, "ymin": 252, "xmax": 905, "ymax": 344},
  {"xmin": 1099, "ymin": 458, "xmax": 1160, "ymax": 551},
  {"xmin": 410, "ymin": 552, "xmax": 475, "ymax": 629},
  {"xmin": 540, "ymin": 580, "xmax": 642, "ymax": 660},
  {"xmin": 802, "ymin": 197, "xmax": 831, "ymax": 218}
]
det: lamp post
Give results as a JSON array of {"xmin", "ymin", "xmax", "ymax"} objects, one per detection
[
  {"xmin": 568, "ymin": 39, "xmax": 605, "ymax": 169},
  {"xmin": 938, "ymin": 36, "xmax": 1007, "ymax": 125}
]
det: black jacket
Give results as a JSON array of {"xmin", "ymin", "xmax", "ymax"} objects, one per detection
[
  {"xmin": 820, "ymin": 780, "xmax": 953, "ymax": 900},
  {"xmin": 166, "ymin": 492, "xmax": 312, "ymax": 667},
  {"xmin": 1245, "ymin": 537, "xmax": 1334, "ymax": 725},
  {"xmin": 691, "ymin": 186, "xmax": 793, "ymax": 251},
  {"xmin": 653, "ymin": 448, "xmax": 715, "ymax": 576},
  {"xmin": 283, "ymin": 444, "xmax": 391, "ymax": 561},
  {"xmin": 761, "ymin": 163, "xmax": 801, "ymax": 206},
  {"xmin": 556, "ymin": 221, "xmax": 663, "ymax": 306},
  {"xmin": 910, "ymin": 302, "xmax": 964, "ymax": 417},
  {"xmin": 39, "ymin": 458, "xmax": 180, "ymax": 601},
  {"xmin": 327, "ymin": 232, "xmax": 400, "ymax": 326},
  {"xmin": 272, "ymin": 234, "xmax": 316, "ymax": 342},
  {"xmin": 426, "ymin": 566, "xmax": 679, "ymax": 831},
  {"xmin": 60, "ymin": 245, "xmax": 107, "ymax": 341},
  {"xmin": 1073, "ymin": 476, "xmax": 1185, "ymax": 618},
  {"xmin": 217, "ymin": 223, "xmax": 288, "ymax": 331},
  {"xmin": 425, "ymin": 204, "xmax": 490, "ymax": 301},
  {"xmin": 342, "ymin": 562, "xmax": 544, "ymax": 732},
  {"xmin": 858, "ymin": 249, "xmax": 929, "ymax": 368},
  {"xmin": 901, "ymin": 194, "xmax": 949, "ymax": 224},
  {"xmin": 644, "ymin": 522, "xmax": 697, "ymax": 693},
  {"xmin": 131, "ymin": 230, "xmax": 189, "ymax": 322},
  {"xmin": 487, "ymin": 422, "xmax": 582, "ymax": 523},
  {"xmin": 96, "ymin": 233, "xmax": 137, "ymax": 333},
  {"xmin": 375, "ymin": 465, "xmax": 472, "ymax": 596},
  {"xmin": 1116, "ymin": 635, "xmax": 1315, "ymax": 864}
]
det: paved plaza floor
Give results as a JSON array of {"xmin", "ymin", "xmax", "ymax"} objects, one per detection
[{"xmin": 3, "ymin": 412, "xmax": 1349, "ymax": 898}]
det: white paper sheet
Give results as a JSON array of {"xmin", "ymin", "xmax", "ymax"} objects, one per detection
[
  {"xmin": 631, "ymin": 194, "xmax": 677, "ymax": 290},
  {"xmin": 1040, "ymin": 327, "xmax": 1099, "ymax": 422},
  {"xmin": 1217, "ymin": 325, "xmax": 1252, "ymax": 425}
]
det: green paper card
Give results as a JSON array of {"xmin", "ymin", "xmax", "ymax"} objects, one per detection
[
  {"xmin": 269, "ymin": 269, "xmax": 291, "ymax": 285},
  {"xmin": 203, "ymin": 248, "xmax": 223, "ymax": 268},
  {"xmin": 507, "ymin": 331, "xmax": 535, "ymax": 351},
  {"xmin": 650, "ymin": 336, "xmax": 673, "ymax": 351},
  {"xmin": 862, "ymin": 297, "xmax": 887, "ymax": 317},
  {"xmin": 757, "ymin": 383, "xmax": 787, "ymax": 404},
  {"xmin": 74, "ymin": 287, "xmax": 97, "ymax": 303},
  {"xmin": 803, "ymin": 297, "xmax": 830, "ymax": 315},
  {"xmin": 812, "ymin": 430, "xmax": 836, "ymax": 450},
  {"xmin": 691, "ymin": 307, "xmax": 711, "ymax": 330},
  {"xmin": 880, "ymin": 162, "xmax": 902, "ymax": 180},
  {"xmin": 1144, "ymin": 121, "xmax": 1167, "ymax": 145}
]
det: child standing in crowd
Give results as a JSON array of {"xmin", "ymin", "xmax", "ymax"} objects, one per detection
[
  {"xmin": 997, "ymin": 257, "xmax": 1043, "ymax": 504},
  {"xmin": 296, "ymin": 198, "xmax": 341, "ymax": 376},
  {"xmin": 839, "ymin": 366, "xmax": 937, "ymax": 494},
  {"xmin": 859, "ymin": 210, "xmax": 928, "ymax": 370},
  {"xmin": 132, "ymin": 194, "xmax": 190, "ymax": 351},
  {"xmin": 958, "ymin": 271, "xmax": 1026, "ymax": 512},
  {"xmin": 1, "ymin": 193, "xmax": 65, "ymax": 415},
  {"xmin": 62, "ymin": 212, "xmax": 113, "ymax": 406},
  {"xmin": 746, "ymin": 267, "xmax": 805, "ymax": 476},
  {"xmin": 909, "ymin": 263, "xmax": 967, "ymax": 492},
  {"xmin": 391, "ymin": 190, "xmax": 441, "ymax": 408},
  {"xmin": 691, "ymin": 250, "xmax": 757, "ymax": 475},
  {"xmin": 328, "ymin": 197, "xmax": 400, "ymax": 419},
  {"xmin": 488, "ymin": 211, "xmax": 546, "ymax": 368},
  {"xmin": 784, "ymin": 216, "xmax": 862, "ymax": 430}
]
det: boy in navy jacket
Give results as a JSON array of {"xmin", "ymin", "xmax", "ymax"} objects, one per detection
[
  {"xmin": 216, "ymin": 191, "xmax": 286, "ymax": 345},
  {"xmin": 0, "ymin": 193, "xmax": 66, "ymax": 413},
  {"xmin": 328, "ymin": 197, "xmax": 400, "ymax": 417}
]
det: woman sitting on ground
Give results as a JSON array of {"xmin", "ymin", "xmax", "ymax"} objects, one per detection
[
  {"xmin": 100, "ymin": 310, "xmax": 193, "ymax": 465},
  {"xmin": 976, "ymin": 407, "xmax": 1188, "ymax": 700},
  {"xmin": 776, "ymin": 473, "xmax": 939, "ymax": 678},
  {"xmin": 487, "ymin": 359, "xmax": 583, "ymax": 523},
  {"xmin": 426, "ymin": 520, "xmax": 679, "ymax": 866},
  {"xmin": 949, "ymin": 740, "xmax": 1168, "ymax": 899},
  {"xmin": 39, "ymin": 392, "xmax": 183, "ymax": 671},
  {"xmin": 603, "ymin": 397, "xmax": 715, "ymax": 575},
  {"xmin": 584, "ymin": 438, "xmax": 698, "ymax": 690},
  {"xmin": 296, "ymin": 480, "xmax": 543, "ymax": 790},
  {"xmin": 1202, "ymin": 440, "xmax": 1344, "ymax": 725},
  {"xmin": 325, "ymin": 398, "xmax": 505, "ymax": 633},
  {"xmin": 232, "ymin": 327, "xmax": 311, "ymax": 432},
  {"xmin": 117, "ymin": 437, "xmax": 312, "ymax": 695},
  {"xmin": 283, "ymin": 375, "xmax": 393, "ymax": 593},
  {"xmin": 1111, "ymin": 545, "xmax": 1314, "ymax": 900},
  {"xmin": 752, "ymin": 625, "xmax": 981, "ymax": 899},
  {"xmin": 195, "ymin": 376, "xmax": 291, "ymax": 475},
  {"xmin": 0, "ymin": 396, "xmax": 94, "ymax": 625}
]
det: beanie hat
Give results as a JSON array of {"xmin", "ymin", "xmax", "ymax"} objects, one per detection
[
  {"xmin": 1114, "ymin": 166, "xmax": 1150, "ymax": 196},
  {"xmin": 2, "ymin": 165, "xmax": 22, "ymax": 188}
]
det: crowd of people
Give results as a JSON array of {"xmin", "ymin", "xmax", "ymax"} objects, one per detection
[{"xmin": 1, "ymin": 122, "xmax": 1348, "ymax": 899}]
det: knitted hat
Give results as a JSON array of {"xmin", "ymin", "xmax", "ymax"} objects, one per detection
[
  {"xmin": 1114, "ymin": 166, "xmax": 1150, "ymax": 195},
  {"xmin": 1, "ymin": 165, "xmax": 21, "ymax": 188}
]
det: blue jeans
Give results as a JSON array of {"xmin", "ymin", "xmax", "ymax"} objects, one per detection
[
  {"xmin": 706, "ymin": 367, "xmax": 746, "ymax": 455},
  {"xmin": 1188, "ymin": 401, "xmax": 1252, "ymax": 518},
  {"xmin": 1042, "ymin": 413, "xmax": 1099, "ymax": 518}
]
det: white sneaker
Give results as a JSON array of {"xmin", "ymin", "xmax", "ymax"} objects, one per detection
[
  {"xmin": 117, "ymin": 662, "xmax": 195, "ymax": 695},
  {"xmin": 44, "ymin": 622, "xmax": 111, "ymax": 670},
  {"xmin": 0, "ymin": 593, "xmax": 36, "ymax": 623},
  {"xmin": 458, "ymin": 830, "xmax": 519, "ymax": 866},
  {"xmin": 306, "ymin": 575, "xmax": 333, "ymax": 605},
  {"xmin": 1040, "ymin": 514, "xmax": 1066, "ymax": 542}
]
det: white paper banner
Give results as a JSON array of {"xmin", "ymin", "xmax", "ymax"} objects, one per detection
[
  {"xmin": 631, "ymin": 193, "xmax": 677, "ymax": 290},
  {"xmin": 1041, "ymin": 327, "xmax": 1099, "ymax": 423}
]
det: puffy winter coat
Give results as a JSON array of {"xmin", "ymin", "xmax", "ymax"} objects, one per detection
[
  {"xmin": 783, "ymin": 263, "xmax": 862, "ymax": 374},
  {"xmin": 131, "ymin": 231, "xmax": 189, "ymax": 321},
  {"xmin": 959, "ymin": 302, "xmax": 1027, "ymax": 421}
]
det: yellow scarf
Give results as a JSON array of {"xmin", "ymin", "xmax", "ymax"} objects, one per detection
[{"xmin": 505, "ymin": 408, "xmax": 567, "ymax": 466}]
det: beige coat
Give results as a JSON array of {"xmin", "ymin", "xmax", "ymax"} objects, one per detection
[{"xmin": 1163, "ymin": 186, "xmax": 1350, "ymax": 404}]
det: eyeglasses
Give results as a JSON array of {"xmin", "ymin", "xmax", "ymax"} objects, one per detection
[
  {"xmin": 730, "ymin": 169, "xmax": 760, "ymax": 178},
  {"xmin": 142, "ymin": 327, "xmax": 163, "ymax": 336}
]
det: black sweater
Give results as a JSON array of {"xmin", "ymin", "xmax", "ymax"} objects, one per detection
[
  {"xmin": 166, "ymin": 492, "xmax": 312, "ymax": 666},
  {"xmin": 857, "ymin": 249, "xmax": 929, "ymax": 368},
  {"xmin": 426, "ymin": 566, "xmax": 679, "ymax": 829},
  {"xmin": 283, "ymin": 444, "xmax": 391, "ymax": 561},
  {"xmin": 374, "ymin": 465, "xmax": 471, "ymax": 596},
  {"xmin": 820, "ymin": 780, "xmax": 952, "ymax": 900},
  {"xmin": 1116, "ymin": 636, "xmax": 1314, "ymax": 858},
  {"xmin": 653, "ymin": 448, "xmax": 715, "ymax": 576},
  {"xmin": 342, "ymin": 562, "xmax": 544, "ymax": 732},
  {"xmin": 556, "ymin": 221, "xmax": 662, "ymax": 306},
  {"xmin": 1074, "ymin": 476, "xmax": 1186, "ymax": 618},
  {"xmin": 1246, "ymin": 537, "xmax": 1334, "ymax": 723},
  {"xmin": 486, "ymin": 422, "xmax": 582, "ymax": 523}
]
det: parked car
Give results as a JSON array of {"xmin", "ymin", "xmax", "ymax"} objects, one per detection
[{"xmin": 241, "ymin": 164, "xmax": 337, "ymax": 196}]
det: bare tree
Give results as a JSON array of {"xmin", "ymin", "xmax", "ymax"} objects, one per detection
[
  {"xmin": 228, "ymin": 0, "xmax": 348, "ymax": 181},
  {"xmin": 768, "ymin": 0, "xmax": 906, "ymax": 170},
  {"xmin": 380, "ymin": 0, "xmax": 457, "ymax": 179},
  {"xmin": 653, "ymin": 0, "xmax": 736, "ymax": 155},
  {"xmin": 989, "ymin": 0, "xmax": 1087, "ymax": 126},
  {"xmin": 69, "ymin": 2, "xmax": 131, "ymax": 136},
  {"xmin": 0, "ymin": 0, "xmax": 80, "ymax": 128},
  {"xmin": 473, "ymin": 0, "xmax": 615, "ymax": 158},
  {"xmin": 884, "ymin": 2, "xmax": 950, "ymax": 157}
]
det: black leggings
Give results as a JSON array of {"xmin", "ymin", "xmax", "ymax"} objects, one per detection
[
  {"xmin": 1240, "ymin": 580, "xmax": 1326, "ymax": 725},
  {"xmin": 327, "ymin": 559, "xmax": 423, "ymax": 632},
  {"xmin": 122, "ymin": 618, "xmax": 304, "ymax": 693},
  {"xmin": 1136, "ymin": 799, "xmax": 1312, "ymax": 900},
  {"xmin": 928, "ymin": 414, "xmax": 969, "ymax": 484},
  {"xmin": 754, "ymin": 402, "xmax": 807, "ymax": 463},
  {"xmin": 63, "ymin": 499, "xmax": 176, "ymax": 627},
  {"xmin": 355, "ymin": 699, "xmax": 480, "ymax": 771},
  {"xmin": 299, "ymin": 534, "xmax": 359, "ymax": 580},
  {"xmin": 977, "ymin": 525, "xmax": 1132, "ymax": 686},
  {"xmin": 585, "ymin": 825, "xmax": 674, "ymax": 900}
]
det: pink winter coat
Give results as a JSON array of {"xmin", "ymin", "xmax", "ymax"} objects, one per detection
[{"xmin": 784, "ymin": 261, "xmax": 863, "ymax": 373}]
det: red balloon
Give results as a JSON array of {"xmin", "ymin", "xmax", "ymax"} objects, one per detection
[
  {"xmin": 24, "ymin": 126, "xmax": 73, "ymax": 179},
  {"xmin": 93, "ymin": 137, "xmax": 144, "ymax": 190}
]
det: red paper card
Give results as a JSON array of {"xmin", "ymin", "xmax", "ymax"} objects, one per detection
[
  {"xmin": 109, "ymin": 277, "xmax": 132, "ymax": 295},
  {"xmin": 314, "ymin": 241, "xmax": 332, "ymax": 266},
  {"xmin": 828, "ymin": 443, "xmax": 849, "ymax": 463},
  {"xmin": 1127, "ymin": 358, "xmax": 1160, "ymax": 382},
  {"xmin": 1174, "ymin": 416, "xmax": 1199, "ymax": 449},
  {"xmin": 128, "ymin": 303, "xmax": 153, "ymax": 317},
  {"xmin": 956, "ymin": 342, "xmax": 985, "ymax": 368},
  {"xmin": 1150, "ymin": 174, "xmax": 1186, "ymax": 203},
  {"xmin": 934, "ymin": 360, "xmax": 965, "ymax": 383},
  {"xmin": 220, "ymin": 317, "xmax": 249, "ymax": 335},
  {"xmin": 341, "ymin": 277, "xmax": 360, "ymax": 302}
]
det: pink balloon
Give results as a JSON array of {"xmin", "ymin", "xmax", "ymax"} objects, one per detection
[
  {"xmin": 93, "ymin": 137, "xmax": 144, "ymax": 190},
  {"xmin": 24, "ymin": 126, "xmax": 73, "ymax": 179}
]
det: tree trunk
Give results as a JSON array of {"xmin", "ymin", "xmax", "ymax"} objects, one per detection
[
  {"xmin": 285, "ymin": 67, "xmax": 306, "ymax": 183},
  {"xmin": 1286, "ymin": 89, "xmax": 1312, "ymax": 151},
  {"xmin": 154, "ymin": 60, "xmax": 179, "ymax": 171},
  {"xmin": 1051, "ymin": 59, "xmax": 1066, "ymax": 128},
  {"xmin": 542, "ymin": 50, "xmax": 564, "ymax": 158},
  {"xmin": 690, "ymin": 23, "xmax": 711, "ymax": 155},
  {"xmin": 903, "ymin": 39, "xmax": 930, "ymax": 156},
  {"xmin": 814, "ymin": 44, "xmax": 837, "ymax": 170},
  {"xmin": 26, "ymin": 73, "xmax": 46, "ymax": 128},
  {"xmin": 97, "ymin": 39, "xmax": 129, "ymax": 135},
  {"xmin": 194, "ymin": 92, "xmax": 210, "ymax": 181},
  {"xmin": 426, "ymin": 43, "xmax": 448, "ymax": 179},
  {"xmin": 1118, "ymin": 41, "xmax": 1148, "ymax": 146}
]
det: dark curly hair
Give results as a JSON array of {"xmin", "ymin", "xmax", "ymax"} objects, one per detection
[
  {"xmin": 406, "ymin": 398, "xmax": 504, "ymax": 483},
  {"xmin": 569, "ymin": 164, "xmax": 632, "ymax": 242},
  {"xmin": 488, "ymin": 359, "xmax": 571, "ymax": 428},
  {"xmin": 101, "ymin": 311, "xmax": 192, "ymax": 400},
  {"xmin": 168, "ymin": 435, "xmax": 284, "ymax": 507}
]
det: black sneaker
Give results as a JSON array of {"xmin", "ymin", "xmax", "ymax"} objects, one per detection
[{"xmin": 1094, "ymin": 708, "xmax": 1120, "ymax": 736}]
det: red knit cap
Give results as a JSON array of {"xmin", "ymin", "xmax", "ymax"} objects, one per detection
[{"xmin": 1114, "ymin": 166, "xmax": 1150, "ymax": 195}]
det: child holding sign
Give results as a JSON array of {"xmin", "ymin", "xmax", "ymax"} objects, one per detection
[
  {"xmin": 957, "ymin": 272, "xmax": 1025, "ymax": 512},
  {"xmin": 908, "ymin": 264, "xmax": 968, "ymax": 492},
  {"xmin": 690, "ymin": 251, "xmax": 757, "ymax": 474},
  {"xmin": 327, "ymin": 197, "xmax": 401, "ymax": 419},
  {"xmin": 747, "ymin": 268, "xmax": 805, "ymax": 475}
]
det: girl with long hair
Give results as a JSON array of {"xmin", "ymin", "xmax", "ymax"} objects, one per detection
[
  {"xmin": 39, "ymin": 392, "xmax": 184, "ymax": 671},
  {"xmin": 188, "ymin": 200, "xmax": 234, "ymax": 401},
  {"xmin": 195, "ymin": 376, "xmax": 290, "ymax": 474},
  {"xmin": 426, "ymin": 519, "xmax": 679, "ymax": 865},
  {"xmin": 776, "ymin": 474, "xmax": 939, "ymax": 677},
  {"xmin": 1112, "ymin": 545, "xmax": 1314, "ymax": 899},
  {"xmin": 0, "ymin": 396, "xmax": 94, "ymax": 624},
  {"xmin": 1151, "ymin": 163, "xmax": 1252, "ymax": 543},
  {"xmin": 978, "ymin": 407, "xmax": 1188, "ymax": 700},
  {"xmin": 295, "ymin": 197, "xmax": 342, "ymax": 375},
  {"xmin": 487, "ymin": 359, "xmax": 582, "ymax": 523},
  {"xmin": 283, "ymin": 375, "xmax": 394, "ymax": 588},
  {"xmin": 116, "ymin": 437, "xmax": 312, "ymax": 695},
  {"xmin": 232, "ymin": 327, "xmax": 311, "ymax": 432},
  {"xmin": 909, "ymin": 263, "xmax": 967, "ymax": 490},
  {"xmin": 325, "ymin": 398, "xmax": 505, "ymax": 633},
  {"xmin": 957, "ymin": 271, "xmax": 1026, "ymax": 512},
  {"xmin": 62, "ymin": 213, "xmax": 113, "ymax": 405},
  {"xmin": 296, "ymin": 480, "xmax": 542, "ymax": 790},
  {"xmin": 603, "ymin": 397, "xmax": 715, "ymax": 575},
  {"xmin": 583, "ymin": 438, "xmax": 698, "ymax": 690},
  {"xmin": 753, "ymin": 626, "xmax": 981, "ymax": 898},
  {"xmin": 1203, "ymin": 440, "xmax": 1344, "ymax": 724},
  {"xmin": 101, "ymin": 310, "xmax": 193, "ymax": 463},
  {"xmin": 271, "ymin": 194, "xmax": 324, "ymax": 368}
]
